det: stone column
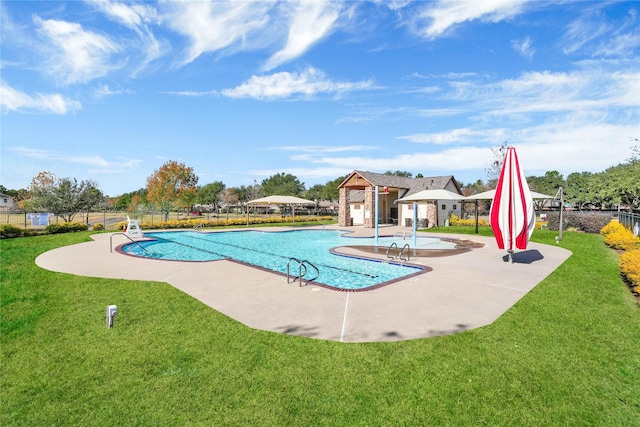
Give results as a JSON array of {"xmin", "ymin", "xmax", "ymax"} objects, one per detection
[
  {"xmin": 364, "ymin": 186, "xmax": 374, "ymax": 228},
  {"xmin": 338, "ymin": 187, "xmax": 349, "ymax": 226}
]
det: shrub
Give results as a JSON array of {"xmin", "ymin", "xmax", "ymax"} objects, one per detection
[
  {"xmin": 0, "ymin": 224, "xmax": 25, "ymax": 238},
  {"xmin": 546, "ymin": 212, "xmax": 613, "ymax": 234},
  {"xmin": 604, "ymin": 228, "xmax": 640, "ymax": 251},
  {"xmin": 619, "ymin": 249, "xmax": 640, "ymax": 292},
  {"xmin": 116, "ymin": 216, "xmax": 334, "ymax": 231},
  {"xmin": 449, "ymin": 214, "xmax": 487, "ymax": 227},
  {"xmin": 92, "ymin": 223, "xmax": 105, "ymax": 231},
  {"xmin": 46, "ymin": 222, "xmax": 89, "ymax": 234},
  {"xmin": 600, "ymin": 220, "xmax": 626, "ymax": 237}
]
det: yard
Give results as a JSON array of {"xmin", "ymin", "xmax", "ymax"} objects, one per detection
[{"xmin": 1, "ymin": 228, "xmax": 638, "ymax": 425}]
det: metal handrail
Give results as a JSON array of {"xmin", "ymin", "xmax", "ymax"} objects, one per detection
[
  {"xmin": 193, "ymin": 223, "xmax": 205, "ymax": 232},
  {"xmin": 287, "ymin": 258, "xmax": 305, "ymax": 283},
  {"xmin": 287, "ymin": 257, "xmax": 320, "ymax": 286},
  {"xmin": 386, "ymin": 242, "xmax": 398, "ymax": 260},
  {"xmin": 110, "ymin": 232, "xmax": 150, "ymax": 254},
  {"xmin": 398, "ymin": 243, "xmax": 410, "ymax": 262},
  {"xmin": 301, "ymin": 260, "xmax": 319, "ymax": 286}
]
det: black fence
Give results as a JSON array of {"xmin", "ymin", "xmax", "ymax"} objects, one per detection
[
  {"xmin": 617, "ymin": 211, "xmax": 640, "ymax": 235},
  {"xmin": 0, "ymin": 208, "xmax": 338, "ymax": 230}
]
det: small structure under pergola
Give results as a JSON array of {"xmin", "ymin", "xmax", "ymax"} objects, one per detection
[{"xmin": 246, "ymin": 195, "xmax": 315, "ymax": 225}]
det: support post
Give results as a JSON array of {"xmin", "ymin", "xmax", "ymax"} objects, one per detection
[
  {"xmin": 413, "ymin": 202, "xmax": 417, "ymax": 248},
  {"xmin": 558, "ymin": 186, "xmax": 564, "ymax": 242},
  {"xmin": 374, "ymin": 185, "xmax": 379, "ymax": 244}
]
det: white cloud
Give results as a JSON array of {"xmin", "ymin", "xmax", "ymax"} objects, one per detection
[
  {"xmin": 34, "ymin": 16, "xmax": 121, "ymax": 85},
  {"xmin": 93, "ymin": 84, "xmax": 133, "ymax": 99},
  {"xmin": 87, "ymin": 0, "xmax": 163, "ymax": 72},
  {"xmin": 0, "ymin": 81, "xmax": 81, "ymax": 114},
  {"xmin": 263, "ymin": 0, "xmax": 342, "ymax": 71},
  {"xmin": 9, "ymin": 146, "xmax": 109, "ymax": 167},
  {"xmin": 267, "ymin": 145, "xmax": 375, "ymax": 153},
  {"xmin": 512, "ymin": 36, "xmax": 534, "ymax": 59},
  {"xmin": 561, "ymin": 8, "xmax": 639, "ymax": 58},
  {"xmin": 412, "ymin": 0, "xmax": 529, "ymax": 39},
  {"xmin": 398, "ymin": 128, "xmax": 508, "ymax": 145},
  {"xmin": 9, "ymin": 146, "xmax": 142, "ymax": 172},
  {"xmin": 163, "ymin": 90, "xmax": 219, "ymax": 97},
  {"xmin": 161, "ymin": 1, "xmax": 272, "ymax": 66},
  {"xmin": 221, "ymin": 67, "xmax": 374, "ymax": 100}
]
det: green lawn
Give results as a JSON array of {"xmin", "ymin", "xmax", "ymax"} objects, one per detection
[{"xmin": 1, "ymin": 228, "xmax": 639, "ymax": 426}]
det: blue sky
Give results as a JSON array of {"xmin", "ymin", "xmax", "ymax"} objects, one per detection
[{"xmin": 1, "ymin": 0, "xmax": 639, "ymax": 196}]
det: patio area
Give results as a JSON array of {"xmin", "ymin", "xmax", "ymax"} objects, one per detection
[{"xmin": 35, "ymin": 225, "xmax": 572, "ymax": 342}]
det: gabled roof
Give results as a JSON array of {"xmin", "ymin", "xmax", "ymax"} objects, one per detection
[{"xmin": 339, "ymin": 170, "xmax": 461, "ymax": 197}]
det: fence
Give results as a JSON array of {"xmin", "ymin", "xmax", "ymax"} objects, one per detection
[
  {"xmin": 617, "ymin": 211, "xmax": 640, "ymax": 236},
  {"xmin": 0, "ymin": 208, "xmax": 337, "ymax": 230}
]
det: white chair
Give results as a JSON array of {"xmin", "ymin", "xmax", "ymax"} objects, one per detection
[{"xmin": 125, "ymin": 216, "xmax": 143, "ymax": 238}]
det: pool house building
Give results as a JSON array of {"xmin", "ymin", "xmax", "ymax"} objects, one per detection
[{"xmin": 337, "ymin": 170, "xmax": 463, "ymax": 228}]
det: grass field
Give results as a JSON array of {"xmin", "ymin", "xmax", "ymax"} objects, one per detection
[{"xmin": 1, "ymin": 227, "xmax": 639, "ymax": 425}]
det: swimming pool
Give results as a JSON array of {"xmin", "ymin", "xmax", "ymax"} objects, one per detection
[{"xmin": 121, "ymin": 229, "xmax": 456, "ymax": 291}]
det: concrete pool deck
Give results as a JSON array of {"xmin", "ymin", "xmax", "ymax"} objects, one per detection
[{"xmin": 35, "ymin": 225, "xmax": 572, "ymax": 343}]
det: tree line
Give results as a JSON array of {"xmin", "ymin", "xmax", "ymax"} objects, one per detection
[{"xmin": 2, "ymin": 144, "xmax": 638, "ymax": 223}]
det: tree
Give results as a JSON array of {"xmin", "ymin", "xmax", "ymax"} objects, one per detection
[
  {"xmin": 113, "ymin": 188, "xmax": 147, "ymax": 211},
  {"xmin": 197, "ymin": 181, "xmax": 226, "ymax": 211},
  {"xmin": 221, "ymin": 188, "xmax": 238, "ymax": 218},
  {"xmin": 526, "ymin": 171, "xmax": 564, "ymax": 209},
  {"xmin": 260, "ymin": 173, "xmax": 305, "ymax": 196},
  {"xmin": 485, "ymin": 141, "xmax": 509, "ymax": 183},
  {"xmin": 321, "ymin": 175, "xmax": 348, "ymax": 201},
  {"xmin": 305, "ymin": 184, "xmax": 324, "ymax": 204},
  {"xmin": 527, "ymin": 171, "xmax": 564, "ymax": 196},
  {"xmin": 24, "ymin": 171, "xmax": 104, "ymax": 222},
  {"xmin": 146, "ymin": 161, "xmax": 199, "ymax": 221},
  {"xmin": 564, "ymin": 172, "xmax": 594, "ymax": 210},
  {"xmin": 598, "ymin": 162, "xmax": 640, "ymax": 211}
]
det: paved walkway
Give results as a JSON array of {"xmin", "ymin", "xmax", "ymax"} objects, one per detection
[{"xmin": 35, "ymin": 225, "xmax": 572, "ymax": 343}]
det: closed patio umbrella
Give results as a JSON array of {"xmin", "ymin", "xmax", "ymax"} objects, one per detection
[{"xmin": 489, "ymin": 146, "xmax": 536, "ymax": 263}]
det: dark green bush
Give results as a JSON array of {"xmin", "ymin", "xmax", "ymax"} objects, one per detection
[
  {"xmin": 0, "ymin": 224, "xmax": 25, "ymax": 238},
  {"xmin": 546, "ymin": 211, "xmax": 614, "ymax": 234},
  {"xmin": 46, "ymin": 222, "xmax": 89, "ymax": 234}
]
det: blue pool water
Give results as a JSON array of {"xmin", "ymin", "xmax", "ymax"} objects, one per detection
[{"xmin": 121, "ymin": 230, "xmax": 456, "ymax": 290}]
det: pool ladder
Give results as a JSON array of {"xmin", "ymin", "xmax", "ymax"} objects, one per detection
[
  {"xmin": 110, "ymin": 232, "xmax": 150, "ymax": 254},
  {"xmin": 287, "ymin": 258, "xmax": 320, "ymax": 287},
  {"xmin": 386, "ymin": 242, "xmax": 410, "ymax": 262}
]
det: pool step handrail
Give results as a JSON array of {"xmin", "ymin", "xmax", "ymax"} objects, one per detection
[
  {"xmin": 193, "ymin": 222, "xmax": 206, "ymax": 232},
  {"xmin": 301, "ymin": 260, "xmax": 319, "ymax": 285},
  {"xmin": 398, "ymin": 243, "xmax": 410, "ymax": 262},
  {"xmin": 386, "ymin": 242, "xmax": 398, "ymax": 260},
  {"xmin": 287, "ymin": 258, "xmax": 319, "ymax": 286},
  {"xmin": 386, "ymin": 242, "xmax": 410, "ymax": 262},
  {"xmin": 110, "ymin": 232, "xmax": 150, "ymax": 254}
]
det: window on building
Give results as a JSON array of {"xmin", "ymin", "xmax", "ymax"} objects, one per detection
[
  {"xmin": 441, "ymin": 204, "xmax": 446, "ymax": 210},
  {"xmin": 453, "ymin": 204, "xmax": 457, "ymax": 210},
  {"xmin": 354, "ymin": 205, "xmax": 361, "ymax": 210}
]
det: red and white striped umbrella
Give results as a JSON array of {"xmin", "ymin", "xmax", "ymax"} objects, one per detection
[{"xmin": 489, "ymin": 146, "xmax": 535, "ymax": 261}]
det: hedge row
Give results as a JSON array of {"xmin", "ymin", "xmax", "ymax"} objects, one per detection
[
  {"xmin": 449, "ymin": 214, "xmax": 488, "ymax": 227},
  {"xmin": 448, "ymin": 213, "xmax": 547, "ymax": 230},
  {"xmin": 601, "ymin": 220, "xmax": 640, "ymax": 293},
  {"xmin": 546, "ymin": 211, "xmax": 613, "ymax": 234},
  {"xmin": 0, "ymin": 222, "xmax": 89, "ymax": 238},
  {"xmin": 117, "ymin": 215, "xmax": 334, "ymax": 231}
]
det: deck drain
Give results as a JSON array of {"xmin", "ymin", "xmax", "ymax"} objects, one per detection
[{"xmin": 310, "ymin": 287, "xmax": 321, "ymax": 292}]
